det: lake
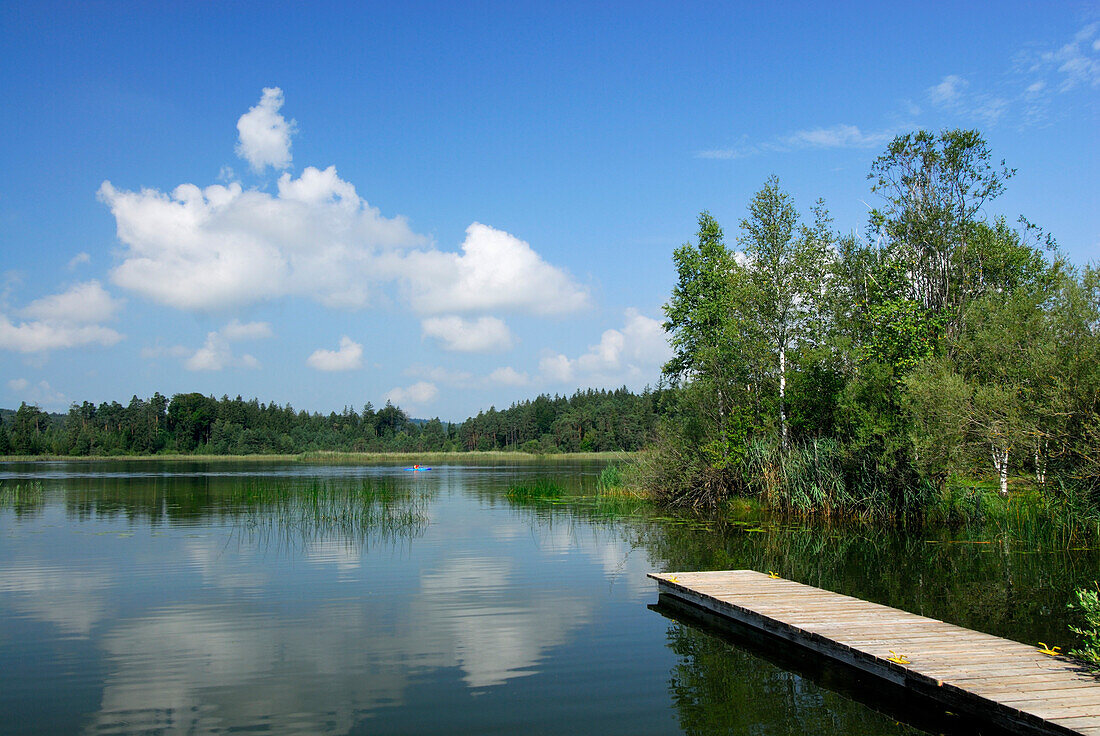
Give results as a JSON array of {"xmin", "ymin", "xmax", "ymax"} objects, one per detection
[{"xmin": 1, "ymin": 460, "xmax": 1095, "ymax": 735}]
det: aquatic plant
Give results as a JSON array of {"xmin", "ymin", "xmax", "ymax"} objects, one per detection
[
  {"xmin": 505, "ymin": 479, "xmax": 564, "ymax": 502},
  {"xmin": 225, "ymin": 477, "xmax": 431, "ymax": 553},
  {"xmin": 0, "ymin": 480, "xmax": 44, "ymax": 511},
  {"xmin": 1068, "ymin": 583, "xmax": 1100, "ymax": 671},
  {"xmin": 597, "ymin": 463, "xmax": 623, "ymax": 491}
]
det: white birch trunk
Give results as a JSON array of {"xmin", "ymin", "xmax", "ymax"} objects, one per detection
[
  {"xmin": 991, "ymin": 443, "xmax": 1009, "ymax": 496},
  {"xmin": 1034, "ymin": 440, "xmax": 1047, "ymax": 486},
  {"xmin": 778, "ymin": 343, "xmax": 787, "ymax": 448}
]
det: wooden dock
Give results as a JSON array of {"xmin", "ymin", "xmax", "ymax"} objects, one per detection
[{"xmin": 649, "ymin": 570, "xmax": 1100, "ymax": 736}]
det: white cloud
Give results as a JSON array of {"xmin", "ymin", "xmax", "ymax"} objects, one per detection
[
  {"xmin": 0, "ymin": 281, "xmax": 125, "ymax": 354},
  {"xmin": 403, "ymin": 223, "xmax": 589, "ymax": 315},
  {"xmin": 928, "ymin": 74, "xmax": 969, "ymax": 105},
  {"xmin": 67, "ymin": 252, "xmax": 90, "ymax": 270},
  {"xmin": 925, "ymin": 74, "xmax": 1007, "ymax": 124},
  {"xmin": 0, "ymin": 316, "xmax": 123, "ymax": 353},
  {"xmin": 236, "ymin": 87, "xmax": 295, "ymax": 172},
  {"xmin": 306, "ymin": 336, "xmax": 364, "ymax": 371},
  {"xmin": 783, "ymin": 124, "xmax": 897, "ymax": 149},
  {"xmin": 539, "ymin": 308, "xmax": 671, "ymax": 388},
  {"xmin": 538, "ymin": 353, "xmax": 574, "ymax": 383},
  {"xmin": 100, "ymin": 167, "xmax": 427, "ymax": 311},
  {"xmin": 102, "ymin": 90, "xmax": 587, "ymax": 322},
  {"xmin": 21, "ymin": 280, "xmax": 122, "ymax": 324},
  {"xmin": 6, "ymin": 379, "xmax": 65, "ymax": 408},
  {"xmin": 488, "ymin": 366, "xmax": 529, "ymax": 386},
  {"xmin": 221, "ymin": 319, "xmax": 273, "ymax": 341},
  {"xmin": 1042, "ymin": 22, "xmax": 1100, "ymax": 91},
  {"xmin": 697, "ymin": 123, "xmax": 901, "ymax": 160},
  {"xmin": 385, "ymin": 381, "xmax": 438, "ymax": 408},
  {"xmin": 421, "ymin": 315, "xmax": 514, "ymax": 353},
  {"xmin": 176, "ymin": 320, "xmax": 271, "ymax": 371}
]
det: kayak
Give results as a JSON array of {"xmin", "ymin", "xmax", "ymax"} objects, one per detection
[{"xmin": 404, "ymin": 467, "xmax": 432, "ymax": 471}]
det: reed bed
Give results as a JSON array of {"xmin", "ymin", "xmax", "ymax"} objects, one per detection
[
  {"xmin": 0, "ymin": 480, "xmax": 44, "ymax": 509},
  {"xmin": 228, "ymin": 478, "xmax": 430, "ymax": 551}
]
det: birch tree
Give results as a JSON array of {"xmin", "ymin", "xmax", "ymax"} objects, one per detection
[
  {"xmin": 739, "ymin": 177, "xmax": 832, "ymax": 447},
  {"xmin": 868, "ymin": 129, "xmax": 1014, "ymax": 336}
]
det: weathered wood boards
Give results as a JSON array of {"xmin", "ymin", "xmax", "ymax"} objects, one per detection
[{"xmin": 649, "ymin": 569, "xmax": 1100, "ymax": 736}]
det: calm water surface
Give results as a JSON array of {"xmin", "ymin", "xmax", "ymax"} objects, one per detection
[{"xmin": 1, "ymin": 461, "xmax": 1095, "ymax": 735}]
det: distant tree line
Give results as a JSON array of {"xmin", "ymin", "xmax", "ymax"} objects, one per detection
[
  {"xmin": 458, "ymin": 387, "xmax": 663, "ymax": 452},
  {"xmin": 643, "ymin": 129, "xmax": 1100, "ymax": 519},
  {"xmin": 0, "ymin": 387, "xmax": 661, "ymax": 457}
]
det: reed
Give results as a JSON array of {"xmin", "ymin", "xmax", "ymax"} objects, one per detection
[
  {"xmin": 0, "ymin": 480, "xmax": 44, "ymax": 506},
  {"xmin": 597, "ymin": 463, "xmax": 624, "ymax": 491},
  {"xmin": 226, "ymin": 477, "xmax": 430, "ymax": 551},
  {"xmin": 505, "ymin": 478, "xmax": 564, "ymax": 502}
]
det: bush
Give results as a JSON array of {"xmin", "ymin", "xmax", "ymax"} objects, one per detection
[{"xmin": 1068, "ymin": 583, "xmax": 1100, "ymax": 670}]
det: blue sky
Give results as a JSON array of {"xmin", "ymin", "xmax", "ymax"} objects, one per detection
[{"xmin": 1, "ymin": 1, "xmax": 1098, "ymax": 420}]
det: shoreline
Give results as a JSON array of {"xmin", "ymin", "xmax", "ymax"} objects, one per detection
[{"xmin": 0, "ymin": 450, "xmax": 639, "ymax": 464}]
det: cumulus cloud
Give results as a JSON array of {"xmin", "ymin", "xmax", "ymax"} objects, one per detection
[
  {"xmin": 100, "ymin": 167, "xmax": 426, "ymax": 311},
  {"xmin": 0, "ymin": 281, "xmax": 124, "ymax": 353},
  {"xmin": 403, "ymin": 223, "xmax": 589, "ymax": 315},
  {"xmin": 6, "ymin": 379, "xmax": 65, "ymax": 408},
  {"xmin": 236, "ymin": 87, "xmax": 295, "ymax": 172},
  {"xmin": 421, "ymin": 315, "xmax": 514, "ymax": 353},
  {"xmin": 21, "ymin": 280, "xmax": 122, "ymax": 324},
  {"xmin": 101, "ymin": 89, "xmax": 588, "ymax": 321},
  {"xmin": 0, "ymin": 317, "xmax": 123, "ymax": 353},
  {"xmin": 386, "ymin": 381, "xmax": 438, "ymax": 408},
  {"xmin": 306, "ymin": 336, "xmax": 364, "ymax": 371},
  {"xmin": 149, "ymin": 320, "xmax": 272, "ymax": 371},
  {"xmin": 539, "ymin": 308, "xmax": 671, "ymax": 388},
  {"xmin": 221, "ymin": 319, "xmax": 273, "ymax": 341},
  {"xmin": 488, "ymin": 366, "xmax": 529, "ymax": 386}
]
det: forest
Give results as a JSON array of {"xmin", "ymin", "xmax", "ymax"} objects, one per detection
[
  {"xmin": 0, "ymin": 387, "xmax": 661, "ymax": 456},
  {"xmin": 641, "ymin": 129, "xmax": 1099, "ymax": 521}
]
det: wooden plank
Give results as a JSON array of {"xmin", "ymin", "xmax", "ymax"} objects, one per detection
[{"xmin": 650, "ymin": 570, "xmax": 1100, "ymax": 736}]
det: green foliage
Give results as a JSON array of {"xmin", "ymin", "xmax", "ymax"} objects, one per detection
[
  {"xmin": 505, "ymin": 479, "xmax": 564, "ymax": 502},
  {"xmin": 597, "ymin": 463, "xmax": 623, "ymax": 491},
  {"xmin": 649, "ymin": 128, "xmax": 1098, "ymax": 527},
  {"xmin": 458, "ymin": 387, "xmax": 662, "ymax": 453},
  {"xmin": 4, "ymin": 384, "xmax": 665, "ymax": 458},
  {"xmin": 1068, "ymin": 584, "xmax": 1100, "ymax": 670}
]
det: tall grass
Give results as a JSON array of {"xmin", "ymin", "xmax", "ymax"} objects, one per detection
[
  {"xmin": 741, "ymin": 438, "xmax": 934, "ymax": 519},
  {"xmin": 505, "ymin": 479, "xmax": 564, "ymax": 502},
  {"xmin": 228, "ymin": 478, "xmax": 429, "ymax": 550},
  {"xmin": 0, "ymin": 480, "xmax": 44, "ymax": 509},
  {"xmin": 597, "ymin": 463, "xmax": 623, "ymax": 491}
]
